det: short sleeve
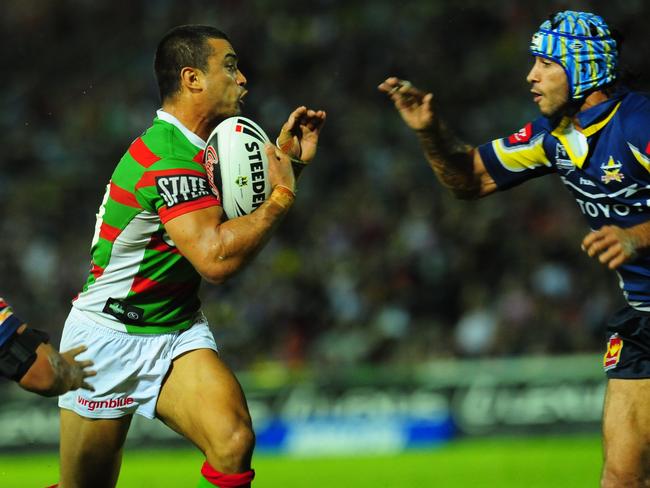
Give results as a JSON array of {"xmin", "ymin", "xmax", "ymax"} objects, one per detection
[
  {"xmin": 479, "ymin": 120, "xmax": 556, "ymax": 191},
  {"xmin": 135, "ymin": 159, "xmax": 221, "ymax": 224},
  {"xmin": 0, "ymin": 298, "xmax": 23, "ymax": 347}
]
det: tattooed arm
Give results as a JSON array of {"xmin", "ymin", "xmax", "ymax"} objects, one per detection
[{"xmin": 379, "ymin": 77, "xmax": 497, "ymax": 199}]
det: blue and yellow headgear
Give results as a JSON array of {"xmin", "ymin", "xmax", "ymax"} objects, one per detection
[{"xmin": 530, "ymin": 11, "xmax": 618, "ymax": 101}]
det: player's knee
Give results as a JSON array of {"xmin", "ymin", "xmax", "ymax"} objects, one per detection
[
  {"xmin": 205, "ymin": 414, "xmax": 255, "ymax": 468},
  {"xmin": 230, "ymin": 421, "xmax": 255, "ymax": 457}
]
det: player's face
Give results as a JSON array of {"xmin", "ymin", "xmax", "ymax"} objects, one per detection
[
  {"xmin": 202, "ymin": 38, "xmax": 247, "ymax": 118},
  {"xmin": 526, "ymin": 57, "xmax": 569, "ymax": 117}
]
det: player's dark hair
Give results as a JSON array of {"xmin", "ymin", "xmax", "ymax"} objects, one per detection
[
  {"xmin": 154, "ymin": 25, "xmax": 230, "ymax": 103},
  {"xmin": 607, "ymin": 27, "xmax": 640, "ymax": 90}
]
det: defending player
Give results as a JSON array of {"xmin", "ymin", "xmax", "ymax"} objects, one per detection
[
  {"xmin": 0, "ymin": 297, "xmax": 94, "ymax": 396},
  {"xmin": 56, "ymin": 25, "xmax": 325, "ymax": 488},
  {"xmin": 381, "ymin": 10, "xmax": 650, "ymax": 487}
]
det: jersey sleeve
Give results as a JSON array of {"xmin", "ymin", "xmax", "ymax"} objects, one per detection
[
  {"xmin": 478, "ymin": 120, "xmax": 556, "ymax": 190},
  {"xmin": 0, "ymin": 298, "xmax": 23, "ymax": 347},
  {"xmin": 135, "ymin": 158, "xmax": 221, "ymax": 224}
]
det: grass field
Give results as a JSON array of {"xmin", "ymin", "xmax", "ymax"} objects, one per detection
[{"xmin": 0, "ymin": 435, "xmax": 602, "ymax": 487}]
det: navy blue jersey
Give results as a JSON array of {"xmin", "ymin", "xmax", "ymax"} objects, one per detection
[
  {"xmin": 0, "ymin": 298, "xmax": 22, "ymax": 348},
  {"xmin": 479, "ymin": 90, "xmax": 650, "ymax": 310}
]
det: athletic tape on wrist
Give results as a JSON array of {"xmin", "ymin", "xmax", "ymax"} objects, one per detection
[
  {"xmin": 269, "ymin": 185, "xmax": 296, "ymax": 210},
  {"xmin": 275, "ymin": 138, "xmax": 307, "ymax": 165},
  {"xmin": 273, "ymin": 184, "xmax": 296, "ymax": 197}
]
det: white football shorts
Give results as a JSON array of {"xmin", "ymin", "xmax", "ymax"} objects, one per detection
[{"xmin": 58, "ymin": 307, "xmax": 218, "ymax": 419}]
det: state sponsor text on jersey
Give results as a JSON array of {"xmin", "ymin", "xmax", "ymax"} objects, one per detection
[{"xmin": 155, "ymin": 174, "xmax": 212, "ymax": 208}]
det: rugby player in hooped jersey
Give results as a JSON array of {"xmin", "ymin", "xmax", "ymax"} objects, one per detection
[
  {"xmin": 56, "ymin": 25, "xmax": 325, "ymax": 488},
  {"xmin": 381, "ymin": 10, "xmax": 650, "ymax": 487}
]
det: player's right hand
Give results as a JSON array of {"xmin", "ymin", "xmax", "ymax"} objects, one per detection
[
  {"xmin": 60, "ymin": 345, "xmax": 96, "ymax": 392},
  {"xmin": 265, "ymin": 144, "xmax": 296, "ymax": 194},
  {"xmin": 378, "ymin": 77, "xmax": 435, "ymax": 131},
  {"xmin": 276, "ymin": 106, "xmax": 327, "ymax": 164},
  {"xmin": 581, "ymin": 225, "xmax": 641, "ymax": 270}
]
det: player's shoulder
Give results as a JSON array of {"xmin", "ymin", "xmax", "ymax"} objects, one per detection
[
  {"xmin": 151, "ymin": 114, "xmax": 206, "ymax": 161},
  {"xmin": 138, "ymin": 118, "xmax": 181, "ymax": 163},
  {"xmin": 619, "ymin": 90, "xmax": 650, "ymax": 110},
  {"xmin": 618, "ymin": 90, "xmax": 650, "ymax": 141},
  {"xmin": 619, "ymin": 91, "xmax": 650, "ymax": 118},
  {"xmin": 118, "ymin": 120, "xmax": 205, "ymax": 174}
]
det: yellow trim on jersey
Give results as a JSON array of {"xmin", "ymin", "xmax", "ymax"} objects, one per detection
[
  {"xmin": 492, "ymin": 132, "xmax": 551, "ymax": 172},
  {"xmin": 550, "ymin": 102, "xmax": 621, "ymax": 169},
  {"xmin": 0, "ymin": 309, "xmax": 13, "ymax": 323},
  {"xmin": 581, "ymin": 102, "xmax": 621, "ymax": 137},
  {"xmin": 628, "ymin": 143, "xmax": 650, "ymax": 174}
]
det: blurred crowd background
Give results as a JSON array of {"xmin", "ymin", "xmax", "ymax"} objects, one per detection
[{"xmin": 2, "ymin": 0, "xmax": 649, "ymax": 375}]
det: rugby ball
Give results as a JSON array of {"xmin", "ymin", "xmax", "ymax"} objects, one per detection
[{"xmin": 204, "ymin": 116, "xmax": 271, "ymax": 219}]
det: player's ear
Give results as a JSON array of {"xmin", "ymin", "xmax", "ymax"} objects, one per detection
[{"xmin": 179, "ymin": 66, "xmax": 203, "ymax": 92}]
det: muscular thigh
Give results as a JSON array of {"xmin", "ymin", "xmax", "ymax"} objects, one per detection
[
  {"xmin": 603, "ymin": 379, "xmax": 650, "ymax": 474},
  {"xmin": 155, "ymin": 348, "xmax": 252, "ymax": 454},
  {"xmin": 59, "ymin": 409, "xmax": 132, "ymax": 488}
]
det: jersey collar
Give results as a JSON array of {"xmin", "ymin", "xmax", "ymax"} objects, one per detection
[
  {"xmin": 573, "ymin": 88, "xmax": 628, "ymax": 133},
  {"xmin": 541, "ymin": 89, "xmax": 628, "ymax": 134},
  {"xmin": 548, "ymin": 90, "xmax": 626, "ymax": 169},
  {"xmin": 156, "ymin": 109, "xmax": 206, "ymax": 149}
]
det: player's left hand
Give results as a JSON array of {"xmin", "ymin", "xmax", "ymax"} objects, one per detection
[
  {"xmin": 581, "ymin": 225, "xmax": 639, "ymax": 270},
  {"xmin": 59, "ymin": 345, "xmax": 96, "ymax": 392},
  {"xmin": 276, "ymin": 106, "xmax": 326, "ymax": 163}
]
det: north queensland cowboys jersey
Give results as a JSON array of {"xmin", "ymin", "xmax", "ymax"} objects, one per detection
[{"xmin": 479, "ymin": 90, "xmax": 650, "ymax": 310}]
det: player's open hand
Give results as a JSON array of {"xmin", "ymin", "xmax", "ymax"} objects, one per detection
[
  {"xmin": 276, "ymin": 106, "xmax": 326, "ymax": 163},
  {"xmin": 60, "ymin": 345, "xmax": 96, "ymax": 393},
  {"xmin": 581, "ymin": 225, "xmax": 639, "ymax": 270},
  {"xmin": 378, "ymin": 77, "xmax": 435, "ymax": 131}
]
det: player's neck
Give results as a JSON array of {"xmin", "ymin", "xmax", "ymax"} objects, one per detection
[
  {"xmin": 572, "ymin": 90, "xmax": 609, "ymax": 130},
  {"xmin": 161, "ymin": 99, "xmax": 213, "ymax": 142}
]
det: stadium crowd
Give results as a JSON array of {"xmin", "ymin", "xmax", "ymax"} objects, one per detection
[{"xmin": 1, "ymin": 0, "xmax": 649, "ymax": 375}]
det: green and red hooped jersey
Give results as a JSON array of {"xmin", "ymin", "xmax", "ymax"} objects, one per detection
[{"xmin": 73, "ymin": 110, "xmax": 221, "ymax": 333}]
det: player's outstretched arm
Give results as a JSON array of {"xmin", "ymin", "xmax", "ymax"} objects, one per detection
[
  {"xmin": 378, "ymin": 77, "xmax": 497, "ymax": 199},
  {"xmin": 0, "ymin": 313, "xmax": 96, "ymax": 397},
  {"xmin": 165, "ymin": 146, "xmax": 299, "ymax": 284},
  {"xmin": 1, "ymin": 299, "xmax": 95, "ymax": 397},
  {"xmin": 582, "ymin": 221, "xmax": 650, "ymax": 270},
  {"xmin": 275, "ymin": 106, "xmax": 326, "ymax": 180}
]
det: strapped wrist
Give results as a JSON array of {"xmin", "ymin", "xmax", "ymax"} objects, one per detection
[
  {"xmin": 275, "ymin": 138, "xmax": 307, "ymax": 165},
  {"xmin": 268, "ymin": 185, "xmax": 296, "ymax": 210}
]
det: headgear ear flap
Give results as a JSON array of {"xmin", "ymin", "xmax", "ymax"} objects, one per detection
[{"xmin": 530, "ymin": 11, "xmax": 618, "ymax": 101}]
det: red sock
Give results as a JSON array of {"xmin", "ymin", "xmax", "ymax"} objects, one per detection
[
  {"xmin": 45, "ymin": 485, "xmax": 59, "ymax": 488},
  {"xmin": 200, "ymin": 461, "xmax": 255, "ymax": 488}
]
